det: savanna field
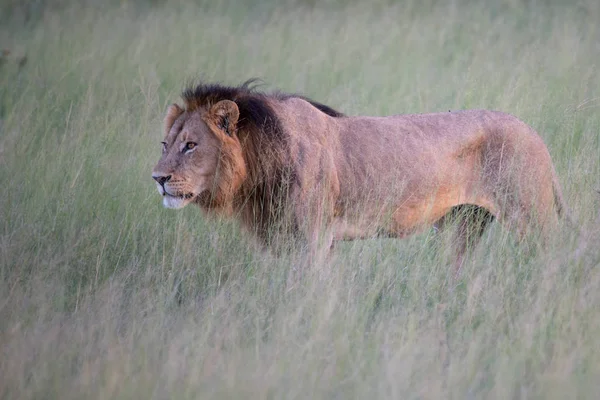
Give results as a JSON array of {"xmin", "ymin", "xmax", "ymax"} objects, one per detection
[{"xmin": 1, "ymin": 0, "xmax": 600, "ymax": 398}]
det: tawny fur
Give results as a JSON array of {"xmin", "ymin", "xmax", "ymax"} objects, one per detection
[{"xmin": 152, "ymin": 81, "xmax": 566, "ymax": 259}]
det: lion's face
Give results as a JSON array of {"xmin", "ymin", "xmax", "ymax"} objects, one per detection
[{"xmin": 152, "ymin": 100, "xmax": 244, "ymax": 210}]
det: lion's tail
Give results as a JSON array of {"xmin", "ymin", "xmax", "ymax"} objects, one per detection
[{"xmin": 551, "ymin": 168, "xmax": 573, "ymax": 225}]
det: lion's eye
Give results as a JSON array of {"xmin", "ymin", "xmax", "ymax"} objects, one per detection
[
  {"xmin": 184, "ymin": 142, "xmax": 197, "ymax": 153},
  {"xmin": 161, "ymin": 141, "xmax": 167, "ymax": 152}
]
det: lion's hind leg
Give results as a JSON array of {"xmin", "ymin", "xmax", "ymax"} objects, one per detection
[{"xmin": 434, "ymin": 204, "xmax": 496, "ymax": 273}]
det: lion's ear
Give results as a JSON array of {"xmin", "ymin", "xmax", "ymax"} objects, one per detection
[
  {"xmin": 164, "ymin": 103, "xmax": 184, "ymax": 135},
  {"xmin": 209, "ymin": 100, "xmax": 239, "ymax": 137}
]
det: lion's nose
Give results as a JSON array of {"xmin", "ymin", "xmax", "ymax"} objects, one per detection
[{"xmin": 152, "ymin": 174, "xmax": 172, "ymax": 186}]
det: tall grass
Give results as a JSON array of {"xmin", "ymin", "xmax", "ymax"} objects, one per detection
[{"xmin": 1, "ymin": 0, "xmax": 599, "ymax": 398}]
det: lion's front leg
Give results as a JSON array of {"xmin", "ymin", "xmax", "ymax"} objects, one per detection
[{"xmin": 291, "ymin": 183, "xmax": 336, "ymax": 265}]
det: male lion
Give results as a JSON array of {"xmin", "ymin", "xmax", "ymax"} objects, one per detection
[{"xmin": 152, "ymin": 80, "xmax": 566, "ymax": 263}]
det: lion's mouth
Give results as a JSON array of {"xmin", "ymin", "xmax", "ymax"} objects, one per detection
[{"xmin": 164, "ymin": 191, "xmax": 195, "ymax": 200}]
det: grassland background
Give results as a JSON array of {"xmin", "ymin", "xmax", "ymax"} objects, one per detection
[{"xmin": 1, "ymin": 0, "xmax": 600, "ymax": 398}]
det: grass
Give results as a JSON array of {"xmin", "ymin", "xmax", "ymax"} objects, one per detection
[{"xmin": 1, "ymin": 0, "xmax": 600, "ymax": 398}]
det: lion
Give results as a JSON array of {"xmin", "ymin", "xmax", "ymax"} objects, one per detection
[{"xmin": 152, "ymin": 80, "xmax": 566, "ymax": 264}]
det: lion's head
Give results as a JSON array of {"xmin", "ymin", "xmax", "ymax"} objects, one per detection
[{"xmin": 152, "ymin": 99, "xmax": 247, "ymax": 211}]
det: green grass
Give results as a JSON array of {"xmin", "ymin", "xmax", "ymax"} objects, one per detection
[{"xmin": 1, "ymin": 0, "xmax": 600, "ymax": 398}]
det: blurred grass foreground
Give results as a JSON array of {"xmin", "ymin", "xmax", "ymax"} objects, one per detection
[{"xmin": 1, "ymin": 0, "xmax": 600, "ymax": 398}]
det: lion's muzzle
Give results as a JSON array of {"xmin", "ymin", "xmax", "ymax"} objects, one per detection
[
  {"xmin": 151, "ymin": 173, "xmax": 194, "ymax": 209},
  {"xmin": 152, "ymin": 174, "xmax": 172, "ymax": 186}
]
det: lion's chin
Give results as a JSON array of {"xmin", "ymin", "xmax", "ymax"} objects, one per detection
[{"xmin": 162, "ymin": 194, "xmax": 193, "ymax": 209}]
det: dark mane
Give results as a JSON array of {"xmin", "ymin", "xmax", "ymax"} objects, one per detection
[
  {"xmin": 182, "ymin": 79, "xmax": 344, "ymax": 140},
  {"xmin": 181, "ymin": 80, "xmax": 343, "ymax": 238}
]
